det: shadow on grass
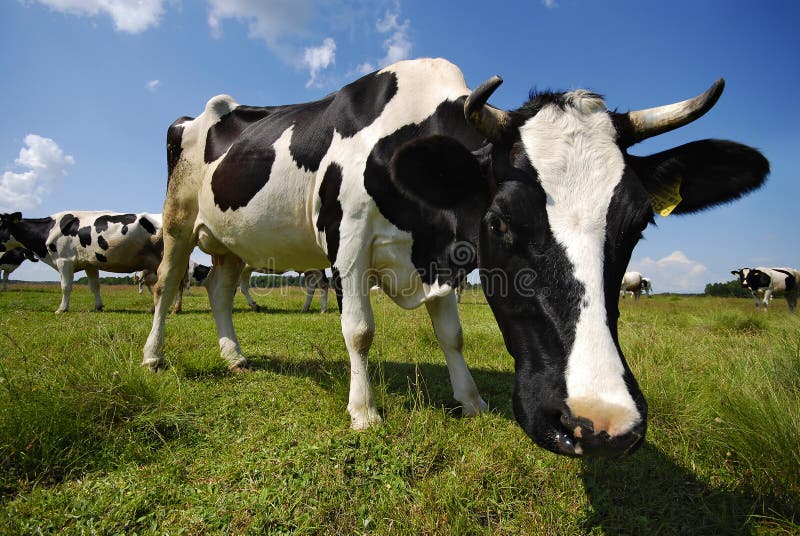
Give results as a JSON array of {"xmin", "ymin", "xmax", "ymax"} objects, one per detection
[
  {"xmin": 247, "ymin": 354, "xmax": 515, "ymax": 417},
  {"xmin": 581, "ymin": 443, "xmax": 798, "ymax": 533},
  {"xmin": 239, "ymin": 354, "xmax": 798, "ymax": 531}
]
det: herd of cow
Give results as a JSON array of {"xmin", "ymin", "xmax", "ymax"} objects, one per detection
[{"xmin": 0, "ymin": 58, "xmax": 777, "ymax": 457}]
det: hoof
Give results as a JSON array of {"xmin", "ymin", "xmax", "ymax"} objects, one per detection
[
  {"xmin": 350, "ymin": 409, "xmax": 382, "ymax": 430},
  {"xmin": 461, "ymin": 398, "xmax": 489, "ymax": 417},
  {"xmin": 250, "ymin": 304, "xmax": 261, "ymax": 312},
  {"xmin": 141, "ymin": 357, "xmax": 163, "ymax": 372},
  {"xmin": 54, "ymin": 308, "xmax": 67, "ymax": 314},
  {"xmin": 227, "ymin": 357, "xmax": 249, "ymax": 372},
  {"xmin": 94, "ymin": 306, "xmax": 104, "ymax": 312}
]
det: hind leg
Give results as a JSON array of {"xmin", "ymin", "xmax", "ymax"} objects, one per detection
[
  {"xmin": 143, "ymin": 218, "xmax": 195, "ymax": 370},
  {"xmin": 85, "ymin": 267, "xmax": 104, "ymax": 311}
]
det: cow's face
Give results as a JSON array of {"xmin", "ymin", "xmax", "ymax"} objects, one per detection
[
  {"xmin": 744, "ymin": 269, "xmax": 771, "ymax": 290},
  {"xmin": 393, "ymin": 79, "xmax": 768, "ymax": 456},
  {"xmin": 732, "ymin": 268, "xmax": 750, "ymax": 287},
  {"xmin": 0, "ymin": 213, "xmax": 23, "ymax": 252}
]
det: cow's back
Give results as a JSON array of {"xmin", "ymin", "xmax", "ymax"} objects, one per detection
[{"xmin": 177, "ymin": 58, "xmax": 476, "ymax": 275}]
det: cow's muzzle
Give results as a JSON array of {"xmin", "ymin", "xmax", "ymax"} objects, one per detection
[{"xmin": 555, "ymin": 410, "xmax": 646, "ymax": 457}]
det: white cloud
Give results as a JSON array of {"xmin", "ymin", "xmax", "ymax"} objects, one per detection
[
  {"xmin": 303, "ymin": 38, "xmax": 336, "ymax": 88},
  {"xmin": 26, "ymin": 0, "xmax": 165, "ymax": 33},
  {"xmin": 628, "ymin": 250, "xmax": 708, "ymax": 293},
  {"xmin": 145, "ymin": 79, "xmax": 160, "ymax": 92},
  {"xmin": 206, "ymin": 0, "xmax": 312, "ymax": 50},
  {"xmin": 542, "ymin": 0, "xmax": 558, "ymax": 8},
  {"xmin": 374, "ymin": 7, "xmax": 412, "ymax": 68},
  {"xmin": 0, "ymin": 135, "xmax": 75, "ymax": 212}
]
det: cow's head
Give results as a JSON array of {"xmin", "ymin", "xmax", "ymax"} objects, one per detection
[
  {"xmin": 0, "ymin": 212, "xmax": 23, "ymax": 252},
  {"xmin": 392, "ymin": 78, "xmax": 768, "ymax": 456},
  {"xmin": 731, "ymin": 268, "xmax": 749, "ymax": 287}
]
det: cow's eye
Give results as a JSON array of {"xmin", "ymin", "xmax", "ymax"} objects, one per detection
[{"xmin": 488, "ymin": 215, "xmax": 509, "ymax": 235}]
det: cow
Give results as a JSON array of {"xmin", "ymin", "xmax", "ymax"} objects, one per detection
[
  {"xmin": 0, "ymin": 248, "xmax": 38, "ymax": 290},
  {"xmin": 143, "ymin": 58, "xmax": 767, "ymax": 457},
  {"xmin": 641, "ymin": 277, "xmax": 652, "ymax": 297},
  {"xmin": 0, "ymin": 211, "xmax": 163, "ymax": 312},
  {"xmin": 620, "ymin": 271, "xmax": 649, "ymax": 300},
  {"xmin": 237, "ymin": 267, "xmax": 339, "ymax": 313},
  {"xmin": 731, "ymin": 267, "xmax": 799, "ymax": 311}
]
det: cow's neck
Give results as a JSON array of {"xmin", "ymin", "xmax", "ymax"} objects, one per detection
[{"xmin": 12, "ymin": 218, "xmax": 54, "ymax": 259}]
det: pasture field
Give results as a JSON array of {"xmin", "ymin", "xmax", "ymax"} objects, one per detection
[{"xmin": 1, "ymin": 283, "xmax": 798, "ymax": 534}]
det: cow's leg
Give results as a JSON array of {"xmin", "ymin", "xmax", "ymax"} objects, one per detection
[
  {"xmin": 172, "ymin": 272, "xmax": 186, "ymax": 313},
  {"xmin": 85, "ymin": 267, "xmax": 104, "ymax": 311},
  {"xmin": 341, "ymin": 268, "xmax": 380, "ymax": 429},
  {"xmin": 319, "ymin": 287, "xmax": 328, "ymax": 313},
  {"xmin": 634, "ymin": 290, "xmax": 641, "ymax": 301},
  {"xmin": 238, "ymin": 269, "xmax": 259, "ymax": 312},
  {"xmin": 143, "ymin": 231, "xmax": 194, "ymax": 370},
  {"xmin": 54, "ymin": 259, "xmax": 74, "ymax": 313},
  {"xmin": 206, "ymin": 254, "xmax": 248, "ymax": 370},
  {"xmin": 425, "ymin": 293, "xmax": 488, "ymax": 416},
  {"xmin": 786, "ymin": 289, "xmax": 798, "ymax": 313},
  {"xmin": 763, "ymin": 289, "xmax": 773, "ymax": 308},
  {"xmin": 301, "ymin": 285, "xmax": 314, "ymax": 312},
  {"xmin": 1, "ymin": 271, "xmax": 7, "ymax": 291}
]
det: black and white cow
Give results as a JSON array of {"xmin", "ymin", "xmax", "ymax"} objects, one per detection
[
  {"xmin": 732, "ymin": 267, "xmax": 799, "ymax": 311},
  {"xmin": 144, "ymin": 58, "xmax": 767, "ymax": 456},
  {"xmin": 620, "ymin": 271, "xmax": 649, "ymax": 300},
  {"xmin": 0, "ymin": 211, "xmax": 163, "ymax": 312},
  {"xmin": 237, "ymin": 266, "xmax": 339, "ymax": 313},
  {"xmin": 0, "ymin": 247, "xmax": 38, "ymax": 290}
]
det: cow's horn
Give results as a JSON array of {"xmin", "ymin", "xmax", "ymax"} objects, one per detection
[
  {"xmin": 465, "ymin": 76, "xmax": 511, "ymax": 141},
  {"xmin": 620, "ymin": 78, "xmax": 725, "ymax": 146}
]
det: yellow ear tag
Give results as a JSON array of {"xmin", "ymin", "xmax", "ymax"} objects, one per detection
[{"xmin": 650, "ymin": 178, "xmax": 682, "ymax": 217}]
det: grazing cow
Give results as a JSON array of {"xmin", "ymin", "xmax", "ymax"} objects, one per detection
[
  {"xmin": 0, "ymin": 248, "xmax": 38, "ymax": 290},
  {"xmin": 144, "ymin": 58, "xmax": 767, "ymax": 456},
  {"xmin": 237, "ymin": 266, "xmax": 338, "ymax": 313},
  {"xmin": 0, "ymin": 211, "xmax": 162, "ymax": 312},
  {"xmin": 620, "ymin": 271, "xmax": 649, "ymax": 300},
  {"xmin": 731, "ymin": 267, "xmax": 799, "ymax": 311}
]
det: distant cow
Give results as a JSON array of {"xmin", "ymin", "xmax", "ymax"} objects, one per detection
[
  {"xmin": 732, "ymin": 267, "xmax": 799, "ymax": 312},
  {"xmin": 238, "ymin": 266, "xmax": 340, "ymax": 313},
  {"xmin": 0, "ymin": 248, "xmax": 38, "ymax": 290},
  {"xmin": 0, "ymin": 211, "xmax": 162, "ymax": 312},
  {"xmin": 620, "ymin": 272, "xmax": 649, "ymax": 300}
]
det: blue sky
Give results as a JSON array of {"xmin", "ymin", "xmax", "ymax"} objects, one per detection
[{"xmin": 1, "ymin": 0, "xmax": 798, "ymax": 291}]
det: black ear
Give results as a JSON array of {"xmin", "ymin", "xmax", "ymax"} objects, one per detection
[
  {"xmin": 391, "ymin": 135, "xmax": 490, "ymax": 209},
  {"xmin": 630, "ymin": 140, "xmax": 769, "ymax": 215},
  {"xmin": 731, "ymin": 270, "xmax": 740, "ymax": 276}
]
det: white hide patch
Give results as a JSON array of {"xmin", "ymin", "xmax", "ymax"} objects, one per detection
[{"xmin": 520, "ymin": 91, "xmax": 641, "ymax": 437}]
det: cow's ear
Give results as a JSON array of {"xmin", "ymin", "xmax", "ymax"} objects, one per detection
[
  {"xmin": 9, "ymin": 212, "xmax": 22, "ymax": 223},
  {"xmin": 391, "ymin": 135, "xmax": 491, "ymax": 209},
  {"xmin": 731, "ymin": 270, "xmax": 740, "ymax": 276},
  {"xmin": 630, "ymin": 140, "xmax": 769, "ymax": 215}
]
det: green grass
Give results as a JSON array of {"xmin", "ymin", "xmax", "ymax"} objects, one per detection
[{"xmin": 0, "ymin": 284, "xmax": 798, "ymax": 534}]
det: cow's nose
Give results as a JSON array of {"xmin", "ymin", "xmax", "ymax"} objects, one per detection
[{"xmin": 558, "ymin": 412, "xmax": 645, "ymax": 457}]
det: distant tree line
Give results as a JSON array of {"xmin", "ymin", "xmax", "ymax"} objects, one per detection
[
  {"xmin": 704, "ymin": 279, "xmax": 752, "ymax": 298},
  {"xmin": 75, "ymin": 275, "xmax": 135, "ymax": 285}
]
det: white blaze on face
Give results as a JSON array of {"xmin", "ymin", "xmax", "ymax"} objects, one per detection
[{"xmin": 520, "ymin": 91, "xmax": 641, "ymax": 437}]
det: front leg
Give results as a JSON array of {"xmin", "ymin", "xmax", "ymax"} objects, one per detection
[
  {"xmin": 340, "ymin": 266, "xmax": 380, "ymax": 429},
  {"xmin": 206, "ymin": 254, "xmax": 248, "ymax": 370},
  {"xmin": 425, "ymin": 293, "xmax": 487, "ymax": 417},
  {"xmin": 55, "ymin": 259, "xmax": 74, "ymax": 313}
]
